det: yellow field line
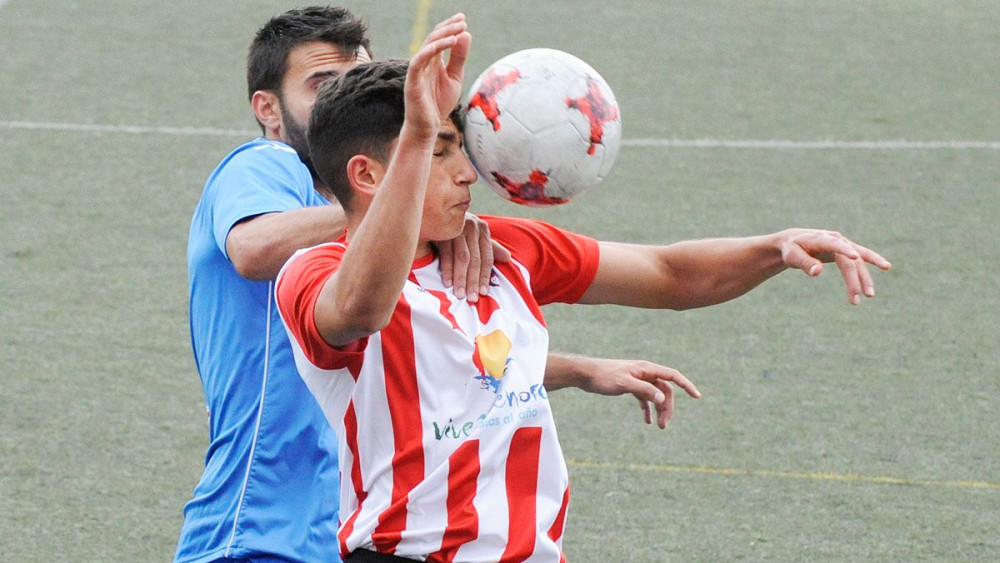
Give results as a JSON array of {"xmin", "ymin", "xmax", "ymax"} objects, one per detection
[
  {"xmin": 408, "ymin": 0, "xmax": 434, "ymax": 56},
  {"xmin": 566, "ymin": 458, "xmax": 1000, "ymax": 491}
]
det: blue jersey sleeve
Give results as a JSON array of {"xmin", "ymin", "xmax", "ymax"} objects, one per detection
[{"xmin": 207, "ymin": 141, "xmax": 322, "ymax": 260}]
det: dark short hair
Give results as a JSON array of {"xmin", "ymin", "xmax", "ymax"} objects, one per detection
[
  {"xmin": 247, "ymin": 6, "xmax": 371, "ymax": 121},
  {"xmin": 307, "ymin": 60, "xmax": 466, "ymax": 209},
  {"xmin": 307, "ymin": 59, "xmax": 407, "ymax": 209}
]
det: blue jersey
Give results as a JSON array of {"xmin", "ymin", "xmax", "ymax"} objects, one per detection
[{"xmin": 177, "ymin": 138, "xmax": 340, "ymax": 563}]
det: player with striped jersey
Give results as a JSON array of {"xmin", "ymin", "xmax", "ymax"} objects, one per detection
[
  {"xmin": 276, "ymin": 14, "xmax": 889, "ymax": 562},
  {"xmin": 278, "ymin": 217, "xmax": 599, "ymax": 561}
]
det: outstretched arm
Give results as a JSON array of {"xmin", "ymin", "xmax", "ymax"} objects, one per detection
[{"xmin": 579, "ymin": 229, "xmax": 891, "ymax": 309}]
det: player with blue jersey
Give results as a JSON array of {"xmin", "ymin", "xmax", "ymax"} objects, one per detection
[{"xmin": 181, "ymin": 138, "xmax": 341, "ymax": 562}]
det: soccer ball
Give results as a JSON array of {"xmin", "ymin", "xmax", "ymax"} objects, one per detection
[{"xmin": 463, "ymin": 48, "xmax": 622, "ymax": 206}]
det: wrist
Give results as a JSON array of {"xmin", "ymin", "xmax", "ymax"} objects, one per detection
[
  {"xmin": 400, "ymin": 120, "xmax": 439, "ymax": 146},
  {"xmin": 766, "ymin": 230, "xmax": 795, "ymax": 267},
  {"xmin": 546, "ymin": 353, "xmax": 598, "ymax": 391}
]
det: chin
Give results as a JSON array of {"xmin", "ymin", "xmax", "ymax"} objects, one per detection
[{"xmin": 433, "ymin": 220, "xmax": 466, "ymax": 243}]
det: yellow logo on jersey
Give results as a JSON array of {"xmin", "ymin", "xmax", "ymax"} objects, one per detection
[{"xmin": 472, "ymin": 330, "xmax": 512, "ymax": 393}]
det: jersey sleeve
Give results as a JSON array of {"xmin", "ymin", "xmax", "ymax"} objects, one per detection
[
  {"xmin": 209, "ymin": 143, "xmax": 319, "ymax": 260},
  {"xmin": 275, "ymin": 243, "xmax": 368, "ymax": 371},
  {"xmin": 484, "ymin": 216, "xmax": 600, "ymax": 305}
]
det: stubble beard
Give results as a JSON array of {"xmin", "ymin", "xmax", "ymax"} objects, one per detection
[{"xmin": 280, "ymin": 104, "xmax": 317, "ymax": 178}]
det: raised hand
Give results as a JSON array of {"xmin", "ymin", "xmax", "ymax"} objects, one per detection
[{"xmin": 404, "ymin": 13, "xmax": 471, "ymax": 140}]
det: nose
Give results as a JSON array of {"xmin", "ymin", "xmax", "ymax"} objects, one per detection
[{"xmin": 456, "ymin": 152, "xmax": 478, "ymax": 186}]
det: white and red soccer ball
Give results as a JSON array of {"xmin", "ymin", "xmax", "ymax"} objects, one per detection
[{"xmin": 463, "ymin": 48, "xmax": 622, "ymax": 206}]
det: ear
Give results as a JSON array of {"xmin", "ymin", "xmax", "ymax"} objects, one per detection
[
  {"xmin": 346, "ymin": 154, "xmax": 386, "ymax": 199},
  {"xmin": 251, "ymin": 90, "xmax": 282, "ymax": 137}
]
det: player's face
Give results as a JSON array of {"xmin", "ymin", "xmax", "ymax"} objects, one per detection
[
  {"xmin": 277, "ymin": 41, "xmax": 372, "ymax": 152},
  {"xmin": 422, "ymin": 119, "xmax": 478, "ymax": 243}
]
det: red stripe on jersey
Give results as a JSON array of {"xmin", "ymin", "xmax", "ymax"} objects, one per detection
[
  {"xmin": 499, "ymin": 426, "xmax": 543, "ymax": 562},
  {"xmin": 372, "ymin": 296, "xmax": 425, "ymax": 554},
  {"xmin": 427, "ymin": 288, "xmax": 464, "ymax": 333},
  {"xmin": 339, "ymin": 401, "xmax": 367, "ymax": 559},
  {"xmin": 547, "ymin": 486, "xmax": 570, "ymax": 547},
  {"xmin": 496, "ymin": 261, "xmax": 545, "ymax": 326},
  {"xmin": 470, "ymin": 294, "xmax": 501, "ymax": 325},
  {"xmin": 427, "ymin": 440, "xmax": 482, "ymax": 563}
]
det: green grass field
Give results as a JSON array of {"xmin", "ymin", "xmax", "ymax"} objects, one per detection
[{"xmin": 2, "ymin": 0, "xmax": 998, "ymax": 560}]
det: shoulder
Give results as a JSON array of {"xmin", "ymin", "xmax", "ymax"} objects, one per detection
[
  {"xmin": 480, "ymin": 215, "xmax": 597, "ymax": 256},
  {"xmin": 204, "ymin": 138, "xmax": 323, "ymax": 205},
  {"xmin": 209, "ymin": 138, "xmax": 310, "ymax": 185},
  {"xmin": 275, "ymin": 242, "xmax": 347, "ymax": 305},
  {"xmin": 480, "ymin": 215, "xmax": 600, "ymax": 305}
]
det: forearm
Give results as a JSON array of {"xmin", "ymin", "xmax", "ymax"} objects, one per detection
[
  {"xmin": 658, "ymin": 233, "xmax": 789, "ymax": 309},
  {"xmin": 543, "ymin": 353, "xmax": 601, "ymax": 391},
  {"xmin": 227, "ymin": 205, "xmax": 347, "ymax": 280},
  {"xmin": 582, "ymin": 233, "xmax": 789, "ymax": 310}
]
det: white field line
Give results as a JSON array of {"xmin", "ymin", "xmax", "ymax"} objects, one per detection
[
  {"xmin": 2, "ymin": 119, "xmax": 999, "ymax": 150},
  {"xmin": 625, "ymin": 138, "xmax": 1000, "ymax": 150},
  {"xmin": 0, "ymin": 120, "xmax": 257, "ymax": 137}
]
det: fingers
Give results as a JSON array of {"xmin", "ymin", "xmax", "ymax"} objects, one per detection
[
  {"xmin": 411, "ymin": 34, "xmax": 459, "ymax": 71},
  {"xmin": 407, "ymin": 15, "xmax": 470, "ymax": 132},
  {"xmin": 431, "ymin": 12, "xmax": 465, "ymax": 32},
  {"xmin": 632, "ymin": 361, "xmax": 701, "ymax": 399},
  {"xmin": 492, "ymin": 241, "xmax": 511, "ymax": 263},
  {"xmin": 462, "ymin": 220, "xmax": 482, "ymax": 302},
  {"xmin": 446, "ymin": 231, "xmax": 471, "ymax": 299},
  {"xmin": 783, "ymin": 230, "xmax": 892, "ymax": 305},
  {"xmin": 857, "ymin": 255, "xmax": 876, "ymax": 298},
  {"xmin": 606, "ymin": 360, "xmax": 698, "ymax": 430},
  {"xmin": 639, "ymin": 398, "xmax": 652, "ymax": 426},
  {"xmin": 437, "ymin": 239, "xmax": 455, "ymax": 289},
  {"xmin": 446, "ymin": 31, "xmax": 472, "ymax": 81},
  {"xmin": 854, "ymin": 242, "xmax": 892, "ymax": 271},
  {"xmin": 476, "ymin": 222, "xmax": 495, "ymax": 296},
  {"xmin": 653, "ymin": 380, "xmax": 675, "ymax": 429},
  {"xmin": 425, "ymin": 14, "xmax": 467, "ymax": 44},
  {"xmin": 411, "ymin": 17, "xmax": 467, "ymax": 71},
  {"xmin": 633, "ymin": 376, "xmax": 677, "ymax": 429},
  {"xmin": 783, "ymin": 242, "xmax": 825, "ymax": 277},
  {"xmin": 440, "ymin": 215, "xmax": 490, "ymax": 301},
  {"xmin": 833, "ymin": 252, "xmax": 860, "ymax": 305}
]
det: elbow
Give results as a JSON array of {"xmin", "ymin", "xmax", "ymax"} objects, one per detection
[
  {"xmin": 351, "ymin": 311, "xmax": 392, "ymax": 337},
  {"xmin": 316, "ymin": 300, "xmax": 391, "ymax": 348},
  {"xmin": 666, "ymin": 301, "xmax": 696, "ymax": 312},
  {"xmin": 336, "ymin": 295, "xmax": 394, "ymax": 338},
  {"xmin": 230, "ymin": 252, "xmax": 271, "ymax": 281},
  {"xmin": 227, "ymin": 235, "xmax": 279, "ymax": 281}
]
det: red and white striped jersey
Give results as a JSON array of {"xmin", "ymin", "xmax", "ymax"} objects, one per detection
[{"xmin": 276, "ymin": 216, "xmax": 600, "ymax": 562}]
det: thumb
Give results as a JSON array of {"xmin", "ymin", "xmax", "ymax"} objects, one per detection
[
  {"xmin": 785, "ymin": 244, "xmax": 823, "ymax": 277},
  {"xmin": 491, "ymin": 241, "xmax": 512, "ymax": 263}
]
